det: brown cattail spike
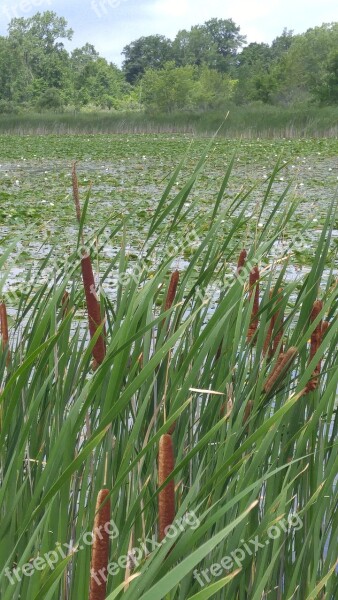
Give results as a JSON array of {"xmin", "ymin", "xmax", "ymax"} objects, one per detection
[
  {"xmin": 0, "ymin": 302, "xmax": 10, "ymax": 366},
  {"xmin": 71, "ymin": 164, "xmax": 106, "ymax": 367},
  {"xmin": 264, "ymin": 347, "xmax": 298, "ymax": 394},
  {"xmin": 242, "ymin": 400, "xmax": 253, "ymax": 425},
  {"xmin": 305, "ymin": 300, "xmax": 323, "ymax": 393},
  {"xmin": 237, "ymin": 249, "xmax": 247, "ymax": 274},
  {"xmin": 263, "ymin": 288, "xmax": 284, "ymax": 357},
  {"xmin": 81, "ymin": 254, "xmax": 106, "ymax": 368},
  {"xmin": 158, "ymin": 434, "xmax": 175, "ymax": 542},
  {"xmin": 263, "ymin": 291, "xmax": 275, "ymax": 357},
  {"xmin": 72, "ymin": 162, "xmax": 82, "ymax": 224},
  {"xmin": 61, "ymin": 291, "xmax": 70, "ymax": 318},
  {"xmin": 165, "ymin": 270, "xmax": 180, "ymax": 312},
  {"xmin": 247, "ymin": 266, "xmax": 260, "ymax": 342},
  {"xmin": 89, "ymin": 489, "xmax": 111, "ymax": 600}
]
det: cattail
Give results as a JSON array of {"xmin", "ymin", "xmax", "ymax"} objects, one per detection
[
  {"xmin": 0, "ymin": 302, "xmax": 10, "ymax": 365},
  {"xmin": 264, "ymin": 347, "xmax": 298, "ymax": 393},
  {"xmin": 90, "ymin": 490, "xmax": 111, "ymax": 596},
  {"xmin": 158, "ymin": 434, "xmax": 175, "ymax": 542},
  {"xmin": 215, "ymin": 340, "xmax": 223, "ymax": 361},
  {"xmin": 72, "ymin": 163, "xmax": 106, "ymax": 368},
  {"xmin": 272, "ymin": 291, "xmax": 284, "ymax": 356},
  {"xmin": 263, "ymin": 291, "xmax": 275, "ymax": 357},
  {"xmin": 263, "ymin": 288, "xmax": 284, "ymax": 357},
  {"xmin": 237, "ymin": 249, "xmax": 247, "ymax": 274},
  {"xmin": 0, "ymin": 302, "xmax": 9, "ymax": 348},
  {"xmin": 305, "ymin": 300, "xmax": 323, "ymax": 393},
  {"xmin": 242, "ymin": 399, "xmax": 253, "ymax": 425},
  {"xmin": 72, "ymin": 162, "xmax": 82, "ymax": 224},
  {"xmin": 61, "ymin": 291, "xmax": 70, "ymax": 318},
  {"xmin": 247, "ymin": 266, "xmax": 260, "ymax": 342},
  {"xmin": 322, "ymin": 321, "xmax": 329, "ymax": 336},
  {"xmin": 89, "ymin": 489, "xmax": 111, "ymax": 600},
  {"xmin": 167, "ymin": 421, "xmax": 176, "ymax": 435},
  {"xmin": 164, "ymin": 270, "xmax": 179, "ymax": 312},
  {"xmin": 81, "ymin": 254, "xmax": 106, "ymax": 368}
]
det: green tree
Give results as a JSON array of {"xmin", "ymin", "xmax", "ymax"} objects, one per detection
[
  {"xmin": 173, "ymin": 26, "xmax": 217, "ymax": 67},
  {"xmin": 314, "ymin": 50, "xmax": 338, "ymax": 104},
  {"xmin": 235, "ymin": 42, "xmax": 273, "ymax": 103},
  {"xmin": 193, "ymin": 66, "xmax": 237, "ymax": 109},
  {"xmin": 141, "ymin": 62, "xmax": 196, "ymax": 113},
  {"xmin": 7, "ymin": 11, "xmax": 73, "ymax": 103},
  {"xmin": 280, "ymin": 23, "xmax": 338, "ymax": 103},
  {"xmin": 173, "ymin": 18, "xmax": 245, "ymax": 73},
  {"xmin": 72, "ymin": 57, "xmax": 129, "ymax": 109},
  {"xmin": 122, "ymin": 35, "xmax": 173, "ymax": 84},
  {"xmin": 36, "ymin": 87, "xmax": 64, "ymax": 111},
  {"xmin": 204, "ymin": 18, "xmax": 246, "ymax": 72}
]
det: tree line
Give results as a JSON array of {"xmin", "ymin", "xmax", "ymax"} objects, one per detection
[{"xmin": 1, "ymin": 11, "xmax": 338, "ymax": 114}]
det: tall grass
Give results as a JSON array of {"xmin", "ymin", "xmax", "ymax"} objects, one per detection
[
  {"xmin": 1, "ymin": 105, "xmax": 338, "ymax": 137},
  {"xmin": 0, "ymin": 147, "xmax": 337, "ymax": 600}
]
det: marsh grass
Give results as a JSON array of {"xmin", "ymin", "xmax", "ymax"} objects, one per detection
[
  {"xmin": 0, "ymin": 147, "xmax": 337, "ymax": 600},
  {"xmin": 1, "ymin": 105, "xmax": 338, "ymax": 137}
]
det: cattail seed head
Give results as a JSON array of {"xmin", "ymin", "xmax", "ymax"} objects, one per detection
[
  {"xmin": 158, "ymin": 434, "xmax": 175, "ymax": 542},
  {"xmin": 164, "ymin": 270, "xmax": 180, "ymax": 312},
  {"xmin": 263, "ymin": 288, "xmax": 284, "ymax": 357},
  {"xmin": 167, "ymin": 421, "xmax": 176, "ymax": 435},
  {"xmin": 305, "ymin": 300, "xmax": 323, "ymax": 393},
  {"xmin": 247, "ymin": 266, "xmax": 260, "ymax": 342},
  {"xmin": 81, "ymin": 254, "xmax": 106, "ymax": 367},
  {"xmin": 61, "ymin": 291, "xmax": 70, "ymax": 318},
  {"xmin": 263, "ymin": 291, "xmax": 275, "ymax": 357},
  {"xmin": 0, "ymin": 302, "xmax": 10, "ymax": 366},
  {"xmin": 0, "ymin": 302, "xmax": 9, "ymax": 348},
  {"xmin": 264, "ymin": 347, "xmax": 298, "ymax": 393},
  {"xmin": 237, "ymin": 249, "xmax": 247, "ymax": 274},
  {"xmin": 72, "ymin": 162, "xmax": 82, "ymax": 224},
  {"xmin": 272, "ymin": 288, "xmax": 284, "ymax": 356},
  {"xmin": 242, "ymin": 400, "xmax": 253, "ymax": 425},
  {"xmin": 89, "ymin": 489, "xmax": 111, "ymax": 600}
]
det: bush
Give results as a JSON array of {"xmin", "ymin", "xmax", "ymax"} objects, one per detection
[{"xmin": 0, "ymin": 100, "xmax": 19, "ymax": 114}]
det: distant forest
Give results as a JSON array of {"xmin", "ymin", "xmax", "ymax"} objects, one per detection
[{"xmin": 1, "ymin": 11, "xmax": 338, "ymax": 113}]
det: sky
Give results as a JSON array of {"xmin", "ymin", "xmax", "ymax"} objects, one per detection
[{"xmin": 0, "ymin": 0, "xmax": 338, "ymax": 66}]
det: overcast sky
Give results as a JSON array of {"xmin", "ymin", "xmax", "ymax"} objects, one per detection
[{"xmin": 1, "ymin": 0, "xmax": 338, "ymax": 66}]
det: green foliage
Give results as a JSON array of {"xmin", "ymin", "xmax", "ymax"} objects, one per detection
[
  {"xmin": 141, "ymin": 63, "xmax": 237, "ymax": 113},
  {"xmin": 141, "ymin": 62, "xmax": 197, "ymax": 113},
  {"xmin": 0, "ymin": 10, "xmax": 338, "ymax": 112},
  {"xmin": 36, "ymin": 88, "xmax": 64, "ymax": 111},
  {"xmin": 279, "ymin": 23, "xmax": 338, "ymax": 103},
  {"xmin": 122, "ymin": 35, "xmax": 174, "ymax": 84}
]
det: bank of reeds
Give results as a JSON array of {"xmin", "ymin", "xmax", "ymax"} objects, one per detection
[{"xmin": 0, "ymin": 150, "xmax": 337, "ymax": 600}]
